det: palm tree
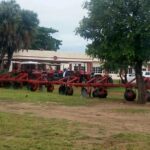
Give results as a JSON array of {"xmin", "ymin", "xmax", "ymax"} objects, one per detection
[{"xmin": 0, "ymin": 0, "xmax": 39, "ymax": 69}]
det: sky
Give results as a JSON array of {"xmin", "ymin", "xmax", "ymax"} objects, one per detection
[{"xmin": 14, "ymin": 0, "xmax": 88, "ymax": 52}]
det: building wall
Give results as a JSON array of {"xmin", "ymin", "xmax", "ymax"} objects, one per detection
[
  {"xmin": 12, "ymin": 50, "xmax": 100, "ymax": 73},
  {"xmin": 13, "ymin": 50, "xmax": 150, "ymax": 76}
]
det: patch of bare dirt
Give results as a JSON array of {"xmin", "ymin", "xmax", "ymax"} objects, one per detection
[{"xmin": 0, "ymin": 101, "xmax": 150, "ymax": 135}]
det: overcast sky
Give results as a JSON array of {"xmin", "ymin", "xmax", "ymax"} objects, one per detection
[{"xmin": 14, "ymin": 0, "xmax": 88, "ymax": 52}]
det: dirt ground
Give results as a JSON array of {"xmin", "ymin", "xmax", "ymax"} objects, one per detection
[{"xmin": 0, "ymin": 101, "xmax": 150, "ymax": 136}]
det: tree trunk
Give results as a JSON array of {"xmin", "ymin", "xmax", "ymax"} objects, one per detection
[
  {"xmin": 7, "ymin": 48, "xmax": 14, "ymax": 70},
  {"xmin": 0, "ymin": 60, "xmax": 4, "ymax": 70},
  {"xmin": 0, "ymin": 50, "xmax": 5, "ymax": 70},
  {"xmin": 119, "ymin": 68, "xmax": 127, "ymax": 84},
  {"xmin": 135, "ymin": 61, "xmax": 146, "ymax": 104}
]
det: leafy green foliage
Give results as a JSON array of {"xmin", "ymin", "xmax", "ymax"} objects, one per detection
[
  {"xmin": 77, "ymin": 0, "xmax": 150, "ymax": 103},
  {"xmin": 0, "ymin": 0, "xmax": 39, "ymax": 66},
  {"xmin": 20, "ymin": 9, "xmax": 39, "ymax": 49},
  {"xmin": 0, "ymin": 0, "xmax": 21, "ymax": 61},
  {"xmin": 0, "ymin": 0, "xmax": 62, "ymax": 68},
  {"xmin": 78, "ymin": 0, "xmax": 150, "ymax": 62},
  {"xmin": 31, "ymin": 27, "xmax": 62, "ymax": 50}
]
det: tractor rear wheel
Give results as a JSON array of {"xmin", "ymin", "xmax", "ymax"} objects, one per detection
[
  {"xmin": 93, "ymin": 88, "xmax": 107, "ymax": 98},
  {"xmin": 30, "ymin": 83, "xmax": 38, "ymax": 91},
  {"xmin": 92, "ymin": 88, "xmax": 99, "ymax": 97},
  {"xmin": 81, "ymin": 87, "xmax": 88, "ymax": 97},
  {"xmin": 59, "ymin": 85, "xmax": 66, "ymax": 95},
  {"xmin": 65, "ymin": 86, "xmax": 73, "ymax": 96},
  {"xmin": 145, "ymin": 91, "xmax": 150, "ymax": 102},
  {"xmin": 124, "ymin": 89, "xmax": 136, "ymax": 101},
  {"xmin": 13, "ymin": 82, "xmax": 22, "ymax": 89},
  {"xmin": 3, "ymin": 82, "xmax": 11, "ymax": 88},
  {"xmin": 47, "ymin": 84, "xmax": 54, "ymax": 92},
  {"xmin": 144, "ymin": 78, "xmax": 150, "ymax": 89}
]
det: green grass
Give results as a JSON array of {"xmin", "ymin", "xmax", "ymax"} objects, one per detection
[
  {"xmin": 0, "ymin": 87, "xmax": 125, "ymax": 106},
  {"xmin": 0, "ymin": 112, "xmax": 102, "ymax": 150},
  {"xmin": 0, "ymin": 87, "xmax": 95, "ymax": 106},
  {"xmin": 0, "ymin": 87, "xmax": 150, "ymax": 150},
  {"xmin": 102, "ymin": 133, "xmax": 150, "ymax": 150},
  {"xmin": 0, "ymin": 112, "xmax": 150, "ymax": 150}
]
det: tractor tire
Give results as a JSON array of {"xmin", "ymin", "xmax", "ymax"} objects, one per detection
[
  {"xmin": 92, "ymin": 88, "xmax": 99, "ymax": 97},
  {"xmin": 93, "ymin": 88, "xmax": 107, "ymax": 98},
  {"xmin": 81, "ymin": 87, "xmax": 88, "ymax": 97},
  {"xmin": 3, "ymin": 82, "xmax": 11, "ymax": 88},
  {"xmin": 65, "ymin": 86, "xmax": 73, "ymax": 96},
  {"xmin": 124, "ymin": 89, "xmax": 136, "ymax": 101},
  {"xmin": 13, "ymin": 82, "xmax": 22, "ymax": 89},
  {"xmin": 97, "ymin": 88, "xmax": 107, "ymax": 98},
  {"xmin": 144, "ymin": 79, "xmax": 150, "ymax": 89},
  {"xmin": 145, "ymin": 91, "xmax": 150, "ymax": 102},
  {"xmin": 47, "ymin": 84, "xmax": 54, "ymax": 92},
  {"xmin": 30, "ymin": 83, "xmax": 38, "ymax": 92},
  {"xmin": 59, "ymin": 85, "xmax": 66, "ymax": 95},
  {"xmin": 0, "ymin": 82, "xmax": 2, "ymax": 87}
]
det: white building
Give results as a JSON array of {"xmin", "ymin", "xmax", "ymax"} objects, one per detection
[
  {"xmin": 12, "ymin": 50, "xmax": 101, "ymax": 73},
  {"xmin": 12, "ymin": 50, "xmax": 150, "ymax": 79}
]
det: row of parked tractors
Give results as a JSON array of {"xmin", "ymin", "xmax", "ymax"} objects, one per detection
[{"xmin": 0, "ymin": 70, "xmax": 150, "ymax": 102}]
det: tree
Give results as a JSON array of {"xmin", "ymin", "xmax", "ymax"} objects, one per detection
[
  {"xmin": 31, "ymin": 27, "xmax": 62, "ymax": 50},
  {"xmin": 76, "ymin": 0, "xmax": 150, "ymax": 103},
  {"xmin": 0, "ymin": 0, "xmax": 21, "ymax": 68},
  {"xmin": 0, "ymin": 0, "xmax": 39, "ymax": 68},
  {"xmin": 103, "ymin": 58, "xmax": 128, "ymax": 84},
  {"xmin": 0, "ymin": 0, "xmax": 61, "ymax": 69}
]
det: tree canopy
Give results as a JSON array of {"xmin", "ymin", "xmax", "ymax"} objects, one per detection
[
  {"xmin": 77, "ymin": 0, "xmax": 150, "ymax": 103},
  {"xmin": 0, "ymin": 0, "xmax": 62, "ymax": 68},
  {"xmin": 31, "ymin": 27, "xmax": 62, "ymax": 51},
  {"xmin": 0, "ymin": 0, "xmax": 39, "ymax": 66}
]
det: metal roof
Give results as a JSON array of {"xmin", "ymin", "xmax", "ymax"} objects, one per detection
[{"xmin": 13, "ymin": 50, "xmax": 99, "ymax": 63}]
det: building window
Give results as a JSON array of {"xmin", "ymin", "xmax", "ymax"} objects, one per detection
[
  {"xmin": 81, "ymin": 66, "xmax": 85, "ymax": 71},
  {"xmin": 74, "ymin": 66, "xmax": 78, "ymax": 71},
  {"xmin": 92, "ymin": 67, "xmax": 102, "ymax": 73},
  {"xmin": 128, "ymin": 68, "xmax": 133, "ymax": 74},
  {"xmin": 74, "ymin": 66, "xmax": 85, "ymax": 71}
]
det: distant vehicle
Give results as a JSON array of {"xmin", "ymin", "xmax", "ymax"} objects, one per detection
[
  {"xmin": 93, "ymin": 73, "xmax": 102, "ymax": 77},
  {"xmin": 142, "ymin": 71, "xmax": 150, "ymax": 78},
  {"xmin": 9, "ymin": 61, "xmax": 42, "ymax": 72},
  {"xmin": 127, "ymin": 71, "xmax": 150, "ymax": 82},
  {"xmin": 64, "ymin": 70, "xmax": 74, "ymax": 77},
  {"xmin": 127, "ymin": 73, "xmax": 135, "ymax": 82}
]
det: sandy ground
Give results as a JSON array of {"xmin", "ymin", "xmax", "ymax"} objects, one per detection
[{"xmin": 0, "ymin": 101, "xmax": 150, "ymax": 135}]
